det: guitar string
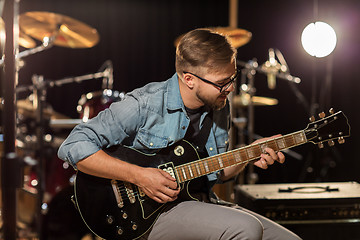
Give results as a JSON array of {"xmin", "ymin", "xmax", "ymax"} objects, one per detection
[
  {"xmin": 178, "ymin": 134, "xmax": 301, "ymax": 181},
  {"xmin": 113, "ymin": 133, "xmax": 305, "ymax": 200}
]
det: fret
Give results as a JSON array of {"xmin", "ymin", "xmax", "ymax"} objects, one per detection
[
  {"xmin": 288, "ymin": 135, "xmax": 296, "ymax": 146},
  {"xmin": 294, "ymin": 132, "xmax": 306, "ymax": 144},
  {"xmin": 234, "ymin": 151, "xmax": 242, "ymax": 162},
  {"xmin": 246, "ymin": 147, "xmax": 255, "ymax": 159},
  {"xmin": 225, "ymin": 154, "xmax": 234, "ymax": 167},
  {"xmin": 188, "ymin": 165, "xmax": 194, "ymax": 178},
  {"xmin": 276, "ymin": 138, "xmax": 286, "ymax": 149},
  {"xmin": 268, "ymin": 140, "xmax": 279, "ymax": 151},
  {"xmin": 218, "ymin": 157, "xmax": 224, "ymax": 168},
  {"xmin": 195, "ymin": 163, "xmax": 201, "ymax": 176},
  {"xmin": 259, "ymin": 143, "xmax": 268, "ymax": 154},
  {"xmin": 253, "ymin": 145, "xmax": 262, "ymax": 157},
  {"xmin": 181, "ymin": 167, "xmax": 187, "ymax": 180},
  {"xmin": 204, "ymin": 161, "xmax": 209, "ymax": 172},
  {"xmin": 175, "ymin": 169, "xmax": 183, "ymax": 182},
  {"xmin": 240, "ymin": 149, "xmax": 248, "ymax": 162}
]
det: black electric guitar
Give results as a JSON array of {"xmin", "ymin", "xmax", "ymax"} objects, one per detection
[{"xmin": 73, "ymin": 110, "xmax": 350, "ymax": 240}]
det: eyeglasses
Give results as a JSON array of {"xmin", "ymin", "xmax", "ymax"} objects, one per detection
[{"xmin": 183, "ymin": 70, "xmax": 238, "ymax": 93}]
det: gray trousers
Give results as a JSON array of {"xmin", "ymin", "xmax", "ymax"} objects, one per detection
[{"xmin": 145, "ymin": 201, "xmax": 302, "ymax": 240}]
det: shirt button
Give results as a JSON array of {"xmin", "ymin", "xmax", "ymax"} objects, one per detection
[
  {"xmin": 150, "ymin": 142, "xmax": 154, "ymax": 146},
  {"xmin": 209, "ymin": 147, "xmax": 213, "ymax": 151},
  {"xmin": 182, "ymin": 126, "xmax": 186, "ymax": 130}
]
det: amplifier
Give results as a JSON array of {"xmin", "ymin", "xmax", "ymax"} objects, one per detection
[{"xmin": 234, "ymin": 181, "xmax": 360, "ymax": 225}]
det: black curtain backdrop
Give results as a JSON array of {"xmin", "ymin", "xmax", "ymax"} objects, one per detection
[{"xmin": 14, "ymin": 0, "xmax": 360, "ymax": 183}]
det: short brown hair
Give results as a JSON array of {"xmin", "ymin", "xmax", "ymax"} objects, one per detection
[{"xmin": 175, "ymin": 28, "xmax": 237, "ymax": 75}]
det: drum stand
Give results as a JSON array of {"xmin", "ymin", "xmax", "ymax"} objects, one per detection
[
  {"xmin": 232, "ymin": 60, "xmax": 259, "ymax": 184},
  {"xmin": 1, "ymin": 0, "xmax": 22, "ymax": 239}
]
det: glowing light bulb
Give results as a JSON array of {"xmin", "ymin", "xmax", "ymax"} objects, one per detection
[{"xmin": 301, "ymin": 21, "xmax": 337, "ymax": 58}]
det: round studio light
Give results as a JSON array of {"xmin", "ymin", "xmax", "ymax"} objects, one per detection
[{"xmin": 301, "ymin": 21, "xmax": 337, "ymax": 58}]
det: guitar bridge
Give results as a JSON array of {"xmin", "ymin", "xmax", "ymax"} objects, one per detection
[{"xmin": 111, "ymin": 180, "xmax": 124, "ymax": 208}]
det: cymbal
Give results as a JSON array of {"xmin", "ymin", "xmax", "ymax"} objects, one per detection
[
  {"xmin": 16, "ymin": 99, "xmax": 70, "ymax": 120},
  {"xmin": 19, "ymin": 31, "xmax": 37, "ymax": 48},
  {"xmin": 0, "ymin": 17, "xmax": 37, "ymax": 49},
  {"xmin": 19, "ymin": 11, "xmax": 100, "ymax": 48},
  {"xmin": 211, "ymin": 27, "xmax": 252, "ymax": 48},
  {"xmin": 232, "ymin": 93, "xmax": 278, "ymax": 107},
  {"xmin": 0, "ymin": 18, "xmax": 4, "ymax": 52},
  {"xmin": 174, "ymin": 26, "xmax": 252, "ymax": 49}
]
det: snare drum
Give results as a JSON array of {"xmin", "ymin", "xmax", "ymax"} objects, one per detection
[{"xmin": 77, "ymin": 89, "xmax": 124, "ymax": 122}]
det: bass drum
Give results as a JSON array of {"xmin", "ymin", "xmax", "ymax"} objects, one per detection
[{"xmin": 77, "ymin": 89, "xmax": 125, "ymax": 122}]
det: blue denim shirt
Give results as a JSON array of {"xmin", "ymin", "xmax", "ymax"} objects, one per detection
[{"xmin": 58, "ymin": 73, "xmax": 230, "ymax": 184}]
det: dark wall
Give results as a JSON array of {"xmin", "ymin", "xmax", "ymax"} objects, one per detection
[{"xmin": 15, "ymin": 0, "xmax": 360, "ymax": 183}]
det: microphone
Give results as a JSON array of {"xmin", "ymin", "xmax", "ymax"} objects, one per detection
[
  {"xmin": 262, "ymin": 48, "xmax": 280, "ymax": 89},
  {"xmin": 101, "ymin": 60, "xmax": 114, "ymax": 89}
]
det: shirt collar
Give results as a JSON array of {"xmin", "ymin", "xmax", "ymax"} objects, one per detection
[{"xmin": 166, "ymin": 73, "xmax": 185, "ymax": 111}]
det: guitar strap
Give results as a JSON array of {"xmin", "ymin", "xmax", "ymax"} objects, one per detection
[{"xmin": 191, "ymin": 111, "xmax": 213, "ymax": 154}]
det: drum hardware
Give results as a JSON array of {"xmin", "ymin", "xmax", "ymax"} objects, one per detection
[
  {"xmin": 77, "ymin": 89, "xmax": 125, "ymax": 122},
  {"xmin": 231, "ymin": 54, "xmax": 302, "ymax": 185},
  {"xmin": 232, "ymin": 92, "xmax": 278, "ymax": 108},
  {"xmin": 1, "ymin": 7, "xmax": 101, "ymax": 240}
]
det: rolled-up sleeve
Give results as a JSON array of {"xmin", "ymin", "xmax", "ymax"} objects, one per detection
[{"xmin": 57, "ymin": 94, "xmax": 142, "ymax": 168}]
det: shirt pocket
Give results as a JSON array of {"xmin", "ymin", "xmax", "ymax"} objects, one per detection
[
  {"xmin": 215, "ymin": 132, "xmax": 229, "ymax": 153},
  {"xmin": 136, "ymin": 128, "xmax": 169, "ymax": 151}
]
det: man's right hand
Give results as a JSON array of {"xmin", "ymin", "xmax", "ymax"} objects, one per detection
[{"xmin": 134, "ymin": 167, "xmax": 180, "ymax": 203}]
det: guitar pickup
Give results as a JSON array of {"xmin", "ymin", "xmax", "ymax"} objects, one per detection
[{"xmin": 158, "ymin": 162, "xmax": 180, "ymax": 188}]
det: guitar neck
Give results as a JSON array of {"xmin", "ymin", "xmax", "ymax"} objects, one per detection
[{"xmin": 175, "ymin": 130, "xmax": 307, "ymax": 183}]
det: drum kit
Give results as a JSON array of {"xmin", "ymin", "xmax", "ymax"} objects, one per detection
[{"xmin": 0, "ymin": 11, "xmax": 124, "ymax": 239}]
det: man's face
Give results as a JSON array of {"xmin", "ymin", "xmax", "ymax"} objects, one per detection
[{"xmin": 193, "ymin": 63, "xmax": 237, "ymax": 110}]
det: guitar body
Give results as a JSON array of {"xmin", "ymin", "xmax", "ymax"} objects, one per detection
[{"xmin": 74, "ymin": 140, "xmax": 204, "ymax": 240}]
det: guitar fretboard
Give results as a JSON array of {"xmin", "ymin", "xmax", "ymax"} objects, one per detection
[{"xmin": 175, "ymin": 130, "xmax": 307, "ymax": 183}]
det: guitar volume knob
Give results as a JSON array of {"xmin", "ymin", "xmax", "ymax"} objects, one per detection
[
  {"xmin": 116, "ymin": 226, "xmax": 124, "ymax": 235},
  {"xmin": 131, "ymin": 221, "xmax": 138, "ymax": 231},
  {"xmin": 122, "ymin": 211, "xmax": 128, "ymax": 219},
  {"xmin": 338, "ymin": 137, "xmax": 345, "ymax": 144},
  {"xmin": 106, "ymin": 215, "xmax": 114, "ymax": 225}
]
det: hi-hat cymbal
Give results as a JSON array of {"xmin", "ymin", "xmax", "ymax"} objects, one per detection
[
  {"xmin": 174, "ymin": 26, "xmax": 252, "ymax": 49},
  {"xmin": 232, "ymin": 93, "xmax": 278, "ymax": 107},
  {"xmin": 19, "ymin": 11, "xmax": 100, "ymax": 48}
]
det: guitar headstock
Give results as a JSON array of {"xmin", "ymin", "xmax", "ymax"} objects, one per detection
[{"xmin": 305, "ymin": 108, "xmax": 351, "ymax": 148}]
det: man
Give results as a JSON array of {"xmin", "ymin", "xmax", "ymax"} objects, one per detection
[{"xmin": 58, "ymin": 28, "xmax": 301, "ymax": 239}]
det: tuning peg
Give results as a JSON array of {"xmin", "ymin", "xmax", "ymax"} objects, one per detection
[
  {"xmin": 338, "ymin": 136, "xmax": 345, "ymax": 144},
  {"xmin": 318, "ymin": 112, "xmax": 326, "ymax": 119},
  {"xmin": 329, "ymin": 108, "xmax": 335, "ymax": 114},
  {"xmin": 309, "ymin": 116, "xmax": 316, "ymax": 122},
  {"xmin": 318, "ymin": 142, "xmax": 324, "ymax": 149},
  {"xmin": 328, "ymin": 140, "xmax": 335, "ymax": 147}
]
